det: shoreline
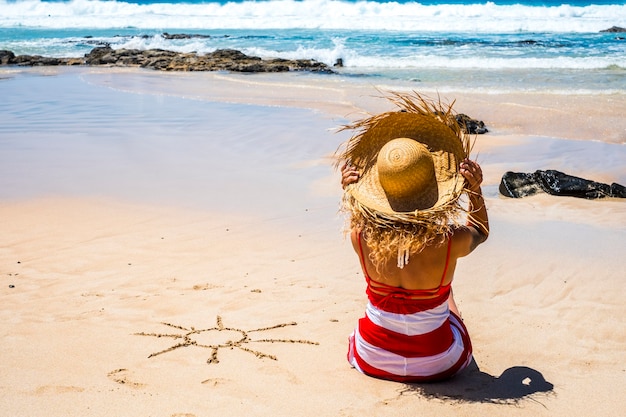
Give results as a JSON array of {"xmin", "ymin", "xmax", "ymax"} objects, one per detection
[
  {"xmin": 78, "ymin": 67, "xmax": 626, "ymax": 143},
  {"xmin": 4, "ymin": 66, "xmax": 626, "ymax": 139}
]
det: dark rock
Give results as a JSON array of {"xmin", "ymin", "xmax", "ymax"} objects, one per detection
[
  {"xmin": 210, "ymin": 49, "xmax": 259, "ymax": 61},
  {"xmin": 83, "ymin": 40, "xmax": 110, "ymax": 47},
  {"xmin": 456, "ymin": 113, "xmax": 488, "ymax": 134},
  {"xmin": 290, "ymin": 59, "xmax": 333, "ymax": 73},
  {"xmin": 162, "ymin": 33, "xmax": 211, "ymax": 40},
  {"xmin": 35, "ymin": 57, "xmax": 62, "ymax": 66},
  {"xmin": 499, "ymin": 172, "xmax": 544, "ymax": 198},
  {"xmin": 84, "ymin": 46, "xmax": 115, "ymax": 64},
  {"xmin": 0, "ymin": 51, "xmax": 79, "ymax": 67},
  {"xmin": 66, "ymin": 58, "xmax": 84, "ymax": 66},
  {"xmin": 13, "ymin": 54, "xmax": 64, "ymax": 66},
  {"xmin": 600, "ymin": 26, "xmax": 626, "ymax": 33},
  {"xmin": 499, "ymin": 170, "xmax": 626, "ymax": 199},
  {"xmin": 0, "ymin": 50, "xmax": 15, "ymax": 65},
  {"xmin": 334, "ymin": 58, "xmax": 344, "ymax": 67},
  {"xmin": 1, "ymin": 47, "xmax": 334, "ymax": 74},
  {"xmin": 240, "ymin": 63, "xmax": 268, "ymax": 72}
]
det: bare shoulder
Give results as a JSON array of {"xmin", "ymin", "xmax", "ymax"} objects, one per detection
[
  {"xmin": 349, "ymin": 228, "xmax": 361, "ymax": 252},
  {"xmin": 450, "ymin": 225, "xmax": 488, "ymax": 258}
]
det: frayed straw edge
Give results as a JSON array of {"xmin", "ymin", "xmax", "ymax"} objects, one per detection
[{"xmin": 333, "ymin": 90, "xmax": 474, "ymax": 171}]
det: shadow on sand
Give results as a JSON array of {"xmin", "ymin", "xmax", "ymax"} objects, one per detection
[{"xmin": 400, "ymin": 359, "xmax": 554, "ymax": 404}]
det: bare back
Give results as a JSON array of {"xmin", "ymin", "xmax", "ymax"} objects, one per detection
[{"xmin": 350, "ymin": 226, "xmax": 477, "ymax": 296}]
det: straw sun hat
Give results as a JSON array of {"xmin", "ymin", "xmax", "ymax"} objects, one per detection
[{"xmin": 339, "ymin": 92, "xmax": 471, "ymax": 226}]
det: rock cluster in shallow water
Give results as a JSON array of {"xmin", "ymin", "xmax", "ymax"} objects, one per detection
[
  {"xmin": 0, "ymin": 46, "xmax": 334, "ymax": 73},
  {"xmin": 600, "ymin": 26, "xmax": 626, "ymax": 33}
]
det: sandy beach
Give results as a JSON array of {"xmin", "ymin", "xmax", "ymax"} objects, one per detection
[{"xmin": 1, "ymin": 67, "xmax": 625, "ymax": 417}]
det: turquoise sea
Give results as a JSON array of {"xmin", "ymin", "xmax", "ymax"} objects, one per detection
[{"xmin": 1, "ymin": 0, "xmax": 625, "ymax": 92}]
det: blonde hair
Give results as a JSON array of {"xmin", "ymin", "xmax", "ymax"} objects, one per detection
[{"xmin": 344, "ymin": 193, "xmax": 458, "ymax": 270}]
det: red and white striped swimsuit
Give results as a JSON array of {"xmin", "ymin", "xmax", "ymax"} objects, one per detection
[{"xmin": 347, "ymin": 234, "xmax": 473, "ymax": 382}]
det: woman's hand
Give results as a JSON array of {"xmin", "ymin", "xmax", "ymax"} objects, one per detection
[
  {"xmin": 341, "ymin": 161, "xmax": 360, "ymax": 189},
  {"xmin": 460, "ymin": 158, "xmax": 483, "ymax": 192}
]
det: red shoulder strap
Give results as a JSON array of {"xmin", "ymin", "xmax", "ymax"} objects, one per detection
[
  {"xmin": 439, "ymin": 238, "xmax": 452, "ymax": 287},
  {"xmin": 357, "ymin": 232, "xmax": 371, "ymax": 280}
]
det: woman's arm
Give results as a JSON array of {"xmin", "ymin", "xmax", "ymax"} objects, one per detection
[{"xmin": 455, "ymin": 159, "xmax": 489, "ymax": 257}]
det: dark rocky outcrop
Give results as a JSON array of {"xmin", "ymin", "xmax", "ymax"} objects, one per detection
[
  {"xmin": 499, "ymin": 170, "xmax": 626, "ymax": 199},
  {"xmin": 0, "ymin": 46, "xmax": 334, "ymax": 73},
  {"xmin": 2, "ymin": 51, "xmax": 83, "ymax": 66},
  {"xmin": 430, "ymin": 111, "xmax": 488, "ymax": 135},
  {"xmin": 161, "ymin": 33, "xmax": 212, "ymax": 40},
  {"xmin": 456, "ymin": 113, "xmax": 488, "ymax": 134},
  {"xmin": 600, "ymin": 26, "xmax": 626, "ymax": 33},
  {"xmin": 0, "ymin": 50, "xmax": 15, "ymax": 65}
]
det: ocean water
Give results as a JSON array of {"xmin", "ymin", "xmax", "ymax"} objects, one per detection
[{"xmin": 1, "ymin": 0, "xmax": 625, "ymax": 93}]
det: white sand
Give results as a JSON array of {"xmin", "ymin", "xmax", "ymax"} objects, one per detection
[{"xmin": 1, "ymin": 67, "xmax": 625, "ymax": 416}]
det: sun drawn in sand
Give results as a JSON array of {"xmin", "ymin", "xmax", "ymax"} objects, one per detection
[{"xmin": 135, "ymin": 315, "xmax": 318, "ymax": 364}]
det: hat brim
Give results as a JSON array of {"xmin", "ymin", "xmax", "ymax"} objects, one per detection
[
  {"xmin": 349, "ymin": 164, "xmax": 465, "ymax": 215},
  {"xmin": 346, "ymin": 112, "xmax": 468, "ymax": 216}
]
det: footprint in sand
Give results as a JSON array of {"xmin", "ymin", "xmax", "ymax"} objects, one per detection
[
  {"xmin": 192, "ymin": 283, "xmax": 222, "ymax": 291},
  {"xmin": 34, "ymin": 385, "xmax": 84, "ymax": 395},
  {"xmin": 107, "ymin": 368, "xmax": 145, "ymax": 388},
  {"xmin": 201, "ymin": 377, "xmax": 232, "ymax": 386}
]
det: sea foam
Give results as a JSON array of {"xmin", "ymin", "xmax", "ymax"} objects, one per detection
[{"xmin": 1, "ymin": 0, "xmax": 624, "ymax": 32}]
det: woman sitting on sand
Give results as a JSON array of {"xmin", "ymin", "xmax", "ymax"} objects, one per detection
[{"xmin": 338, "ymin": 93, "xmax": 489, "ymax": 382}]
